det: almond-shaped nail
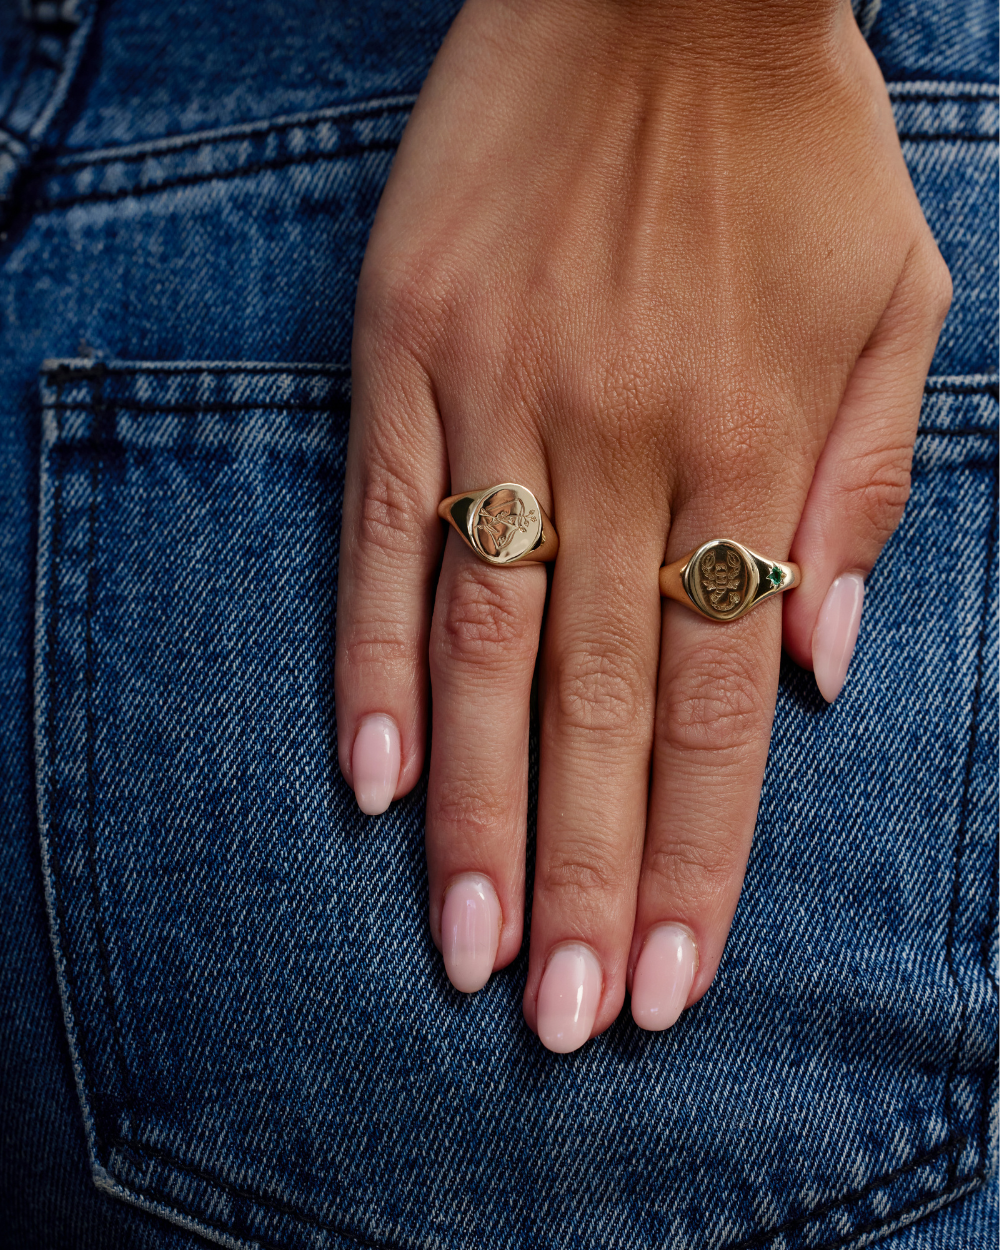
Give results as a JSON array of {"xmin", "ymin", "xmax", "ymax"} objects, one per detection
[
  {"xmin": 536, "ymin": 944, "xmax": 602, "ymax": 1054},
  {"xmin": 631, "ymin": 924, "xmax": 697, "ymax": 1032},
  {"xmin": 441, "ymin": 875, "xmax": 501, "ymax": 993},
  {"xmin": 812, "ymin": 572, "xmax": 865, "ymax": 703},
  {"xmin": 352, "ymin": 714, "xmax": 400, "ymax": 815}
]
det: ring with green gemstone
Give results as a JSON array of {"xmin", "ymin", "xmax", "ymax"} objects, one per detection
[{"xmin": 658, "ymin": 539, "xmax": 801, "ymax": 623}]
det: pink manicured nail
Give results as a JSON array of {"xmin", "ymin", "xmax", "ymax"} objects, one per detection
[
  {"xmin": 441, "ymin": 875, "xmax": 501, "ymax": 993},
  {"xmin": 536, "ymin": 944, "xmax": 602, "ymax": 1054},
  {"xmin": 631, "ymin": 924, "xmax": 697, "ymax": 1032},
  {"xmin": 351, "ymin": 714, "xmax": 400, "ymax": 815},
  {"xmin": 812, "ymin": 573, "xmax": 865, "ymax": 703}
]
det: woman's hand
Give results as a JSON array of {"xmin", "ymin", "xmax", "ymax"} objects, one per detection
[{"xmin": 335, "ymin": 0, "xmax": 950, "ymax": 1050}]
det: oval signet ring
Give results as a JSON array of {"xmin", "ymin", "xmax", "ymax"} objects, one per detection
[
  {"xmin": 438, "ymin": 483, "xmax": 558, "ymax": 567},
  {"xmin": 659, "ymin": 539, "xmax": 800, "ymax": 622}
]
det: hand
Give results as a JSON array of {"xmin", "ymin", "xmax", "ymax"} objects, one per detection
[{"xmin": 335, "ymin": 0, "xmax": 950, "ymax": 1050}]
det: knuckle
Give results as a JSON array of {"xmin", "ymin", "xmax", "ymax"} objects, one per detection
[
  {"xmin": 433, "ymin": 567, "xmax": 537, "ymax": 672},
  {"xmin": 539, "ymin": 836, "xmax": 624, "ymax": 901},
  {"xmin": 340, "ymin": 625, "xmax": 413, "ymax": 672},
  {"xmin": 836, "ymin": 449, "xmax": 912, "ymax": 546},
  {"xmin": 645, "ymin": 830, "xmax": 739, "ymax": 906},
  {"xmin": 432, "ymin": 774, "xmax": 511, "ymax": 848},
  {"xmin": 658, "ymin": 646, "xmax": 767, "ymax": 758},
  {"xmin": 554, "ymin": 645, "xmax": 651, "ymax": 739},
  {"xmin": 358, "ymin": 251, "xmax": 459, "ymax": 352},
  {"xmin": 355, "ymin": 460, "xmax": 428, "ymax": 559}
]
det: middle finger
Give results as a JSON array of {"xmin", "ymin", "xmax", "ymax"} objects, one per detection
[{"xmin": 523, "ymin": 510, "xmax": 665, "ymax": 1053}]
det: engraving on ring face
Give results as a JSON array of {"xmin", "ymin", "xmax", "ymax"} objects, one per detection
[
  {"xmin": 686, "ymin": 542, "xmax": 754, "ymax": 619},
  {"xmin": 700, "ymin": 548, "xmax": 743, "ymax": 613},
  {"xmin": 473, "ymin": 488, "xmax": 541, "ymax": 562}
]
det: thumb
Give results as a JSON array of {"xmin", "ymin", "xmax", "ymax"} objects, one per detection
[{"xmin": 783, "ymin": 241, "xmax": 953, "ymax": 701}]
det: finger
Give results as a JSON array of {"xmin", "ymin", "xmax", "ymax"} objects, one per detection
[
  {"xmin": 425, "ymin": 522, "xmax": 547, "ymax": 989},
  {"xmin": 783, "ymin": 242, "xmax": 952, "ymax": 701},
  {"xmin": 335, "ymin": 344, "xmax": 448, "ymax": 813},
  {"xmin": 631, "ymin": 512, "xmax": 792, "ymax": 1030},
  {"xmin": 522, "ymin": 519, "xmax": 664, "ymax": 1052}
]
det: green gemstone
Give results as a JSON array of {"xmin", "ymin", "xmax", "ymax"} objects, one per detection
[{"xmin": 768, "ymin": 565, "xmax": 782, "ymax": 588}]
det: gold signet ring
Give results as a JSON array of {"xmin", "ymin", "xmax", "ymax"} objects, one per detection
[
  {"xmin": 438, "ymin": 483, "xmax": 558, "ymax": 567},
  {"xmin": 659, "ymin": 539, "xmax": 800, "ymax": 622}
]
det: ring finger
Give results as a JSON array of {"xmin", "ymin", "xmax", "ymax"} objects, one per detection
[{"xmin": 630, "ymin": 518, "xmax": 790, "ymax": 1030}]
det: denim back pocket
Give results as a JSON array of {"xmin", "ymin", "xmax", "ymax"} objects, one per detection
[{"xmin": 34, "ymin": 358, "xmax": 998, "ymax": 1250}]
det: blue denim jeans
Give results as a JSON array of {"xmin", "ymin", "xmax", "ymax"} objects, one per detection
[{"xmin": 0, "ymin": 2, "xmax": 996, "ymax": 1248}]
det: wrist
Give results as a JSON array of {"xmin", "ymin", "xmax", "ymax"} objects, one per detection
[{"xmin": 462, "ymin": 0, "xmax": 867, "ymax": 128}]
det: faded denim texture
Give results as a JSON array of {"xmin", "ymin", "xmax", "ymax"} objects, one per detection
[{"xmin": 1, "ymin": 1, "xmax": 997, "ymax": 1248}]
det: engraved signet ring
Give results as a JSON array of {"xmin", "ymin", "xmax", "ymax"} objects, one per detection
[
  {"xmin": 659, "ymin": 539, "xmax": 800, "ymax": 622},
  {"xmin": 438, "ymin": 483, "xmax": 558, "ymax": 567}
]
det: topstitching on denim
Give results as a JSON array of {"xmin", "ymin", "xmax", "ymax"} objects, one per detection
[
  {"xmin": 885, "ymin": 82, "xmax": 999, "ymax": 98},
  {"xmin": 29, "ymin": 98, "xmax": 414, "ymax": 212},
  {"xmin": 94, "ymin": 1143, "xmax": 982, "ymax": 1250},
  {"xmin": 888, "ymin": 81, "xmax": 998, "ymax": 141},
  {"xmin": 923, "ymin": 376, "xmax": 999, "ymax": 400},
  {"xmin": 41, "ymin": 96, "xmax": 419, "ymax": 173}
]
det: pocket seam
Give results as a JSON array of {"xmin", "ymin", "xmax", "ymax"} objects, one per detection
[{"xmin": 32, "ymin": 97, "xmax": 413, "ymax": 213}]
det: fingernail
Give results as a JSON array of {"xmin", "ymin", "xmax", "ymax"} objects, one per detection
[
  {"xmin": 812, "ymin": 573, "xmax": 865, "ymax": 703},
  {"xmin": 352, "ymin": 714, "xmax": 400, "ymax": 815},
  {"xmin": 631, "ymin": 924, "xmax": 697, "ymax": 1032},
  {"xmin": 536, "ymin": 944, "xmax": 602, "ymax": 1054},
  {"xmin": 441, "ymin": 875, "xmax": 501, "ymax": 993}
]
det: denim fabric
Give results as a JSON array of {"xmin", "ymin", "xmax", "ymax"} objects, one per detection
[
  {"xmin": 57, "ymin": 0, "xmax": 454, "ymax": 151},
  {"xmin": 882, "ymin": 1177, "xmax": 998, "ymax": 1249},
  {"xmin": 1, "ymin": 1, "xmax": 997, "ymax": 1248},
  {"xmin": 0, "ymin": 0, "xmax": 96, "ymax": 211},
  {"xmin": 867, "ymin": 1, "xmax": 999, "ymax": 83}
]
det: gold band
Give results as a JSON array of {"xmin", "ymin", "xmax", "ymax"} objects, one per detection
[
  {"xmin": 438, "ymin": 483, "xmax": 558, "ymax": 566},
  {"xmin": 660, "ymin": 539, "xmax": 800, "ymax": 622}
]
